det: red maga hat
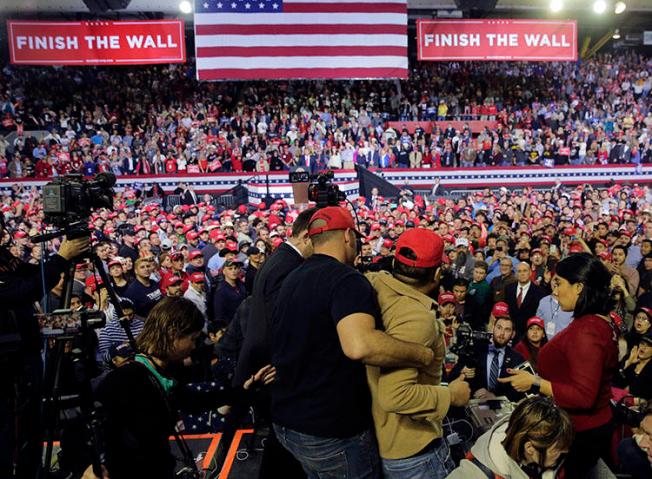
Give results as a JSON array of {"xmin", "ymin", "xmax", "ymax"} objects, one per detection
[
  {"xmin": 189, "ymin": 272, "xmax": 205, "ymax": 283},
  {"xmin": 188, "ymin": 250, "xmax": 203, "ymax": 261},
  {"xmin": 491, "ymin": 301, "xmax": 510, "ymax": 318},
  {"xmin": 308, "ymin": 207, "xmax": 362, "ymax": 237},
  {"xmin": 395, "ymin": 228, "xmax": 444, "ymax": 269},
  {"xmin": 527, "ymin": 316, "xmax": 545, "ymax": 330},
  {"xmin": 437, "ymin": 292, "xmax": 455, "ymax": 306}
]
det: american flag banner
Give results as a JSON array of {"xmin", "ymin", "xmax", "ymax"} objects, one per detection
[{"xmin": 193, "ymin": 0, "xmax": 408, "ymax": 81}]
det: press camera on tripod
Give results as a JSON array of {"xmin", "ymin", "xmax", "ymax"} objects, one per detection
[
  {"xmin": 35, "ymin": 172, "xmax": 116, "ymax": 242},
  {"xmin": 31, "ymin": 172, "xmax": 133, "ymax": 478}
]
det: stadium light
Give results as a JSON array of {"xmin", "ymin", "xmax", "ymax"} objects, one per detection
[
  {"xmin": 549, "ymin": 0, "xmax": 563, "ymax": 13},
  {"xmin": 612, "ymin": 29, "xmax": 621, "ymax": 39},
  {"xmin": 179, "ymin": 0, "xmax": 192, "ymax": 13},
  {"xmin": 614, "ymin": 2, "xmax": 627, "ymax": 14},
  {"xmin": 593, "ymin": 0, "xmax": 607, "ymax": 14}
]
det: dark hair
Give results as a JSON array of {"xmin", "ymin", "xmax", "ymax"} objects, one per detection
[
  {"xmin": 502, "ymin": 396, "xmax": 574, "ymax": 464},
  {"xmin": 137, "ymin": 297, "xmax": 205, "ymax": 360},
  {"xmin": 611, "ymin": 244, "xmax": 628, "ymax": 256},
  {"xmin": 453, "ymin": 277, "xmax": 468, "ymax": 289},
  {"xmin": 393, "ymin": 247, "xmax": 438, "ymax": 287},
  {"xmin": 474, "ymin": 260, "xmax": 488, "ymax": 272},
  {"xmin": 291, "ymin": 207, "xmax": 318, "ymax": 237},
  {"xmin": 555, "ymin": 253, "xmax": 613, "ymax": 318}
]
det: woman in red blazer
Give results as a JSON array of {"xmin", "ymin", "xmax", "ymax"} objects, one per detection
[{"xmin": 500, "ymin": 253, "xmax": 619, "ymax": 477}]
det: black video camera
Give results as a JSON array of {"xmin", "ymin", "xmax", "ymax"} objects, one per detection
[
  {"xmin": 308, "ymin": 171, "xmax": 346, "ymax": 208},
  {"xmin": 42, "ymin": 173, "xmax": 116, "ymax": 230},
  {"xmin": 450, "ymin": 322, "xmax": 493, "ymax": 367}
]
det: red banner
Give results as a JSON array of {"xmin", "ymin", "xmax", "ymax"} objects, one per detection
[
  {"xmin": 417, "ymin": 19, "xmax": 576, "ymax": 62},
  {"xmin": 7, "ymin": 20, "xmax": 186, "ymax": 66}
]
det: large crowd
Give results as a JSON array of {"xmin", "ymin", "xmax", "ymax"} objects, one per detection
[
  {"xmin": 3, "ymin": 175, "xmax": 652, "ymax": 476},
  {"xmin": 0, "ymin": 52, "xmax": 651, "ymax": 177}
]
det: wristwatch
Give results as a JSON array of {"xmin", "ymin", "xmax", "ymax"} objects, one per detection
[{"xmin": 531, "ymin": 376, "xmax": 542, "ymax": 395}]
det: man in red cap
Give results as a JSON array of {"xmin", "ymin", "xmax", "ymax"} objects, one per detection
[
  {"xmin": 365, "ymin": 228, "xmax": 470, "ymax": 476},
  {"xmin": 271, "ymin": 208, "xmax": 440, "ymax": 478},
  {"xmin": 184, "ymin": 271, "xmax": 207, "ymax": 319},
  {"xmin": 161, "ymin": 275, "xmax": 183, "ymax": 298}
]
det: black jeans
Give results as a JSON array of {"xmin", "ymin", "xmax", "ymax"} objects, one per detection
[{"xmin": 565, "ymin": 420, "xmax": 614, "ymax": 477}]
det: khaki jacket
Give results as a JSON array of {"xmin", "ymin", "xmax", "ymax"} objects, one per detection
[{"xmin": 365, "ymin": 271, "xmax": 451, "ymax": 459}]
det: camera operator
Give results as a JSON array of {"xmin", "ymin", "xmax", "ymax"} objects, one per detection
[
  {"xmin": 448, "ymin": 396, "xmax": 573, "ymax": 479},
  {"xmin": 449, "ymin": 315, "xmax": 525, "ymax": 402},
  {"xmin": 0, "ymin": 221, "xmax": 89, "ymax": 479}
]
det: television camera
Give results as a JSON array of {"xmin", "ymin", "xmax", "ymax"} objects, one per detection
[
  {"xmin": 308, "ymin": 171, "xmax": 346, "ymax": 208},
  {"xmin": 450, "ymin": 322, "xmax": 493, "ymax": 368}
]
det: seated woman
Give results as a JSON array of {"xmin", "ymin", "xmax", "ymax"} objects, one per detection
[
  {"xmin": 88, "ymin": 297, "xmax": 275, "ymax": 479},
  {"xmin": 614, "ymin": 330, "xmax": 652, "ymax": 404},
  {"xmin": 513, "ymin": 316, "xmax": 548, "ymax": 372},
  {"xmin": 447, "ymin": 396, "xmax": 573, "ymax": 478},
  {"xmin": 625, "ymin": 306, "xmax": 652, "ymax": 352}
]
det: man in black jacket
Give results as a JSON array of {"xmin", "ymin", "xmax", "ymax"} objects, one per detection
[
  {"xmin": 0, "ymin": 228, "xmax": 89, "ymax": 479},
  {"xmin": 232, "ymin": 207, "xmax": 316, "ymax": 478},
  {"xmin": 504, "ymin": 261, "xmax": 546, "ymax": 339}
]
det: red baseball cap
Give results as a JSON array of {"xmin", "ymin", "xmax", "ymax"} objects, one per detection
[
  {"xmin": 382, "ymin": 239, "xmax": 394, "ymax": 249},
  {"xmin": 527, "ymin": 316, "xmax": 545, "ymax": 330},
  {"xmin": 189, "ymin": 272, "xmax": 205, "ymax": 283},
  {"xmin": 219, "ymin": 240, "xmax": 238, "ymax": 256},
  {"xmin": 187, "ymin": 231, "xmax": 199, "ymax": 240},
  {"xmin": 108, "ymin": 258, "xmax": 123, "ymax": 268},
  {"xmin": 491, "ymin": 301, "xmax": 510, "ymax": 318},
  {"xmin": 568, "ymin": 242, "xmax": 584, "ymax": 254},
  {"xmin": 163, "ymin": 275, "xmax": 183, "ymax": 289},
  {"xmin": 438, "ymin": 292, "xmax": 455, "ymax": 306},
  {"xmin": 395, "ymin": 228, "xmax": 444, "ymax": 268},
  {"xmin": 308, "ymin": 207, "xmax": 362, "ymax": 237},
  {"xmin": 188, "ymin": 250, "xmax": 203, "ymax": 261}
]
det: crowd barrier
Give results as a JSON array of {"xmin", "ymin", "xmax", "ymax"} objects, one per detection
[{"xmin": 1, "ymin": 165, "xmax": 650, "ymax": 204}]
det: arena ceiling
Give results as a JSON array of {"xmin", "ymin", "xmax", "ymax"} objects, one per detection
[{"xmin": 1, "ymin": 0, "xmax": 651, "ymax": 14}]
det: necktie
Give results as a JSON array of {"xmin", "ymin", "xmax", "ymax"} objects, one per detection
[
  {"xmin": 517, "ymin": 286, "xmax": 523, "ymax": 308},
  {"xmin": 489, "ymin": 347, "xmax": 501, "ymax": 392}
]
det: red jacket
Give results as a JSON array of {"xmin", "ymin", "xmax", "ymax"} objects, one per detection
[{"xmin": 538, "ymin": 314, "xmax": 618, "ymax": 432}]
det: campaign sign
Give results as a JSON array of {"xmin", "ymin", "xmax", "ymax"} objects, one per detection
[
  {"xmin": 8, "ymin": 20, "xmax": 186, "ymax": 65},
  {"xmin": 417, "ymin": 19, "xmax": 577, "ymax": 62}
]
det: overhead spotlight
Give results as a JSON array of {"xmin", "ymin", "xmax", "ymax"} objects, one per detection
[
  {"xmin": 179, "ymin": 0, "xmax": 192, "ymax": 14},
  {"xmin": 593, "ymin": 0, "xmax": 607, "ymax": 14},
  {"xmin": 612, "ymin": 29, "xmax": 621, "ymax": 39},
  {"xmin": 549, "ymin": 0, "xmax": 563, "ymax": 13},
  {"xmin": 614, "ymin": 2, "xmax": 627, "ymax": 14}
]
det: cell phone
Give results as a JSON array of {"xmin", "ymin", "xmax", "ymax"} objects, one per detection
[{"xmin": 514, "ymin": 361, "xmax": 536, "ymax": 376}]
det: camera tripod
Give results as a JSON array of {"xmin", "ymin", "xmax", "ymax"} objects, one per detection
[{"xmin": 39, "ymin": 245, "xmax": 134, "ymax": 479}]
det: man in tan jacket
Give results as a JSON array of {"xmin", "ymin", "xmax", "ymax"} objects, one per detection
[{"xmin": 366, "ymin": 228, "xmax": 471, "ymax": 478}]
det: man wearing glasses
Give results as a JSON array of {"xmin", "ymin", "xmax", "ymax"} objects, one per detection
[{"xmin": 618, "ymin": 404, "xmax": 652, "ymax": 479}]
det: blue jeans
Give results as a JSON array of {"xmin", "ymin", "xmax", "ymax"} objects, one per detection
[
  {"xmin": 382, "ymin": 439, "xmax": 454, "ymax": 479},
  {"xmin": 273, "ymin": 424, "xmax": 381, "ymax": 479}
]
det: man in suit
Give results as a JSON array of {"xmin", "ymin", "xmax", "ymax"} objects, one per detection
[
  {"xmin": 182, "ymin": 185, "xmax": 198, "ymax": 205},
  {"xmin": 450, "ymin": 316, "xmax": 525, "ymax": 402},
  {"xmin": 232, "ymin": 207, "xmax": 317, "ymax": 478},
  {"xmin": 504, "ymin": 261, "xmax": 546, "ymax": 339}
]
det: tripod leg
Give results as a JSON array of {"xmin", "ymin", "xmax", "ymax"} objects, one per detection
[{"xmin": 40, "ymin": 340, "xmax": 66, "ymax": 479}]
